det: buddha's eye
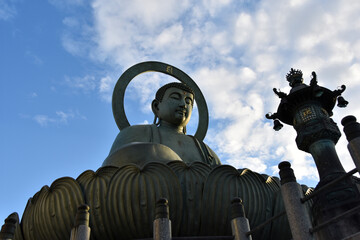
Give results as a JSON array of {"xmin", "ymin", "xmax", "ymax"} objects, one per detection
[
  {"xmin": 186, "ymin": 98, "xmax": 193, "ymax": 105},
  {"xmin": 170, "ymin": 93, "xmax": 181, "ymax": 100}
]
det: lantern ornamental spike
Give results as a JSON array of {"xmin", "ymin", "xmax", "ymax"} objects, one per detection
[
  {"xmin": 310, "ymin": 71, "xmax": 318, "ymax": 86},
  {"xmin": 273, "ymin": 88, "xmax": 287, "ymax": 98},
  {"xmin": 273, "ymin": 120, "xmax": 283, "ymax": 131},
  {"xmin": 333, "ymin": 85, "xmax": 346, "ymax": 96},
  {"xmin": 266, "ymin": 112, "xmax": 277, "ymax": 120},
  {"xmin": 337, "ymin": 96, "xmax": 348, "ymax": 108}
]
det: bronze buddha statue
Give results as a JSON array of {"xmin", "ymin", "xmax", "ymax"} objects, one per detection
[{"xmin": 103, "ymin": 82, "xmax": 221, "ymax": 168}]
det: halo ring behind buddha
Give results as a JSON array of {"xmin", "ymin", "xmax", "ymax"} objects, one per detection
[{"xmin": 112, "ymin": 61, "xmax": 209, "ymax": 141}]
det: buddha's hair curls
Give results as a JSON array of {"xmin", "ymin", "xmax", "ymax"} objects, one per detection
[{"xmin": 155, "ymin": 82, "xmax": 195, "ymax": 104}]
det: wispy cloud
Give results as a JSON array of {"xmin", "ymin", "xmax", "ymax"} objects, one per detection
[
  {"xmin": 99, "ymin": 75, "xmax": 115, "ymax": 102},
  {"xmin": 48, "ymin": 0, "xmax": 85, "ymax": 10},
  {"xmin": 33, "ymin": 115, "xmax": 56, "ymax": 127},
  {"xmin": 28, "ymin": 92, "xmax": 38, "ymax": 98},
  {"xmin": 0, "ymin": 0, "xmax": 17, "ymax": 21},
  {"xmin": 33, "ymin": 110, "xmax": 86, "ymax": 127},
  {"xmin": 64, "ymin": 74, "xmax": 119, "ymax": 102},
  {"xmin": 25, "ymin": 51, "xmax": 43, "ymax": 65},
  {"xmin": 65, "ymin": 75, "xmax": 97, "ymax": 92}
]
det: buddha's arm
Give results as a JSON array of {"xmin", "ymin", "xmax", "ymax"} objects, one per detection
[
  {"xmin": 209, "ymin": 148, "xmax": 221, "ymax": 165},
  {"xmin": 207, "ymin": 145, "xmax": 222, "ymax": 165},
  {"xmin": 109, "ymin": 125, "xmax": 152, "ymax": 155}
]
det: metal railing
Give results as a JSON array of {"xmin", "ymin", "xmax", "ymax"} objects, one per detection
[{"xmin": 233, "ymin": 166, "xmax": 360, "ymax": 240}]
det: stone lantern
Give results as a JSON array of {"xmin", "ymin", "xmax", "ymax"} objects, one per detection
[{"xmin": 266, "ymin": 68, "xmax": 360, "ymax": 239}]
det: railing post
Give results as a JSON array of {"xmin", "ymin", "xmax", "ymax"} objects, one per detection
[
  {"xmin": 0, "ymin": 213, "xmax": 18, "ymax": 240},
  {"xmin": 230, "ymin": 198, "xmax": 252, "ymax": 240},
  {"xmin": 153, "ymin": 198, "xmax": 171, "ymax": 240},
  {"xmin": 279, "ymin": 161, "xmax": 313, "ymax": 240},
  {"xmin": 70, "ymin": 204, "xmax": 91, "ymax": 240},
  {"xmin": 342, "ymin": 115, "xmax": 360, "ymax": 173}
]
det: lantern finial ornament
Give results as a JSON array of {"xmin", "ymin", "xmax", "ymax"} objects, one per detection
[{"xmin": 286, "ymin": 68, "xmax": 303, "ymax": 87}]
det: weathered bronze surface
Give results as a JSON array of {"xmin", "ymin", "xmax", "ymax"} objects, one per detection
[
  {"xmin": 103, "ymin": 142, "xmax": 183, "ymax": 167},
  {"xmin": 21, "ymin": 177, "xmax": 84, "ymax": 240},
  {"xmin": 0, "ymin": 212, "xmax": 20, "ymax": 240},
  {"xmin": 14, "ymin": 162, "xmax": 301, "ymax": 240}
]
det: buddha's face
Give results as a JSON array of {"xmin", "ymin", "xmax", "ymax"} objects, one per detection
[{"xmin": 153, "ymin": 87, "xmax": 194, "ymax": 127}]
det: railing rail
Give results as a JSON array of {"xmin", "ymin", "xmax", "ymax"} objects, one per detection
[
  {"xmin": 301, "ymin": 168, "xmax": 358, "ymax": 203},
  {"xmin": 309, "ymin": 204, "xmax": 360, "ymax": 233},
  {"xmin": 246, "ymin": 211, "xmax": 286, "ymax": 236}
]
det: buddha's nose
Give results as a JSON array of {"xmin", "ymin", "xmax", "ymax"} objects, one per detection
[{"xmin": 179, "ymin": 99, "xmax": 187, "ymax": 106}]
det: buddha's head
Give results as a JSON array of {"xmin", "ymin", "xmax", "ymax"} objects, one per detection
[{"xmin": 152, "ymin": 82, "xmax": 195, "ymax": 133}]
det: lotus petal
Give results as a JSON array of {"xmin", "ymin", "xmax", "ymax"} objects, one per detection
[
  {"xmin": 76, "ymin": 166, "xmax": 119, "ymax": 240},
  {"xmin": 105, "ymin": 162, "xmax": 183, "ymax": 239},
  {"xmin": 21, "ymin": 177, "xmax": 84, "ymax": 240},
  {"xmin": 167, "ymin": 161, "xmax": 211, "ymax": 235}
]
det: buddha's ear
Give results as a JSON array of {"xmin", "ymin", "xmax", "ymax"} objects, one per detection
[{"xmin": 151, "ymin": 99, "xmax": 160, "ymax": 114}]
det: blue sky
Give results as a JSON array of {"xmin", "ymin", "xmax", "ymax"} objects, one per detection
[{"xmin": 2, "ymin": 0, "xmax": 360, "ymax": 223}]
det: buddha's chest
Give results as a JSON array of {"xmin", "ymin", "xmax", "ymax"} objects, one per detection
[{"xmin": 160, "ymin": 134, "xmax": 204, "ymax": 164}]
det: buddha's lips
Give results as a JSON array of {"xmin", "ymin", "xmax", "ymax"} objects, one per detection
[{"xmin": 176, "ymin": 109, "xmax": 186, "ymax": 115}]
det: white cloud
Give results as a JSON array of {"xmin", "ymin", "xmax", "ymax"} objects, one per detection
[
  {"xmin": 211, "ymin": 31, "xmax": 232, "ymax": 55},
  {"xmin": 57, "ymin": 0, "xmax": 360, "ymax": 185},
  {"xmin": 234, "ymin": 13, "xmax": 253, "ymax": 46},
  {"xmin": 155, "ymin": 24, "xmax": 184, "ymax": 48},
  {"xmin": 88, "ymin": 0, "xmax": 193, "ymax": 66},
  {"xmin": 93, "ymin": 0, "xmax": 189, "ymax": 31},
  {"xmin": 202, "ymin": 0, "xmax": 233, "ymax": 17}
]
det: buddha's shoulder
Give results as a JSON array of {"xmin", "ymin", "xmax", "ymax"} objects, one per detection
[
  {"xmin": 114, "ymin": 124, "xmax": 153, "ymax": 142},
  {"xmin": 121, "ymin": 124, "xmax": 152, "ymax": 133},
  {"xmin": 110, "ymin": 124, "xmax": 153, "ymax": 155}
]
